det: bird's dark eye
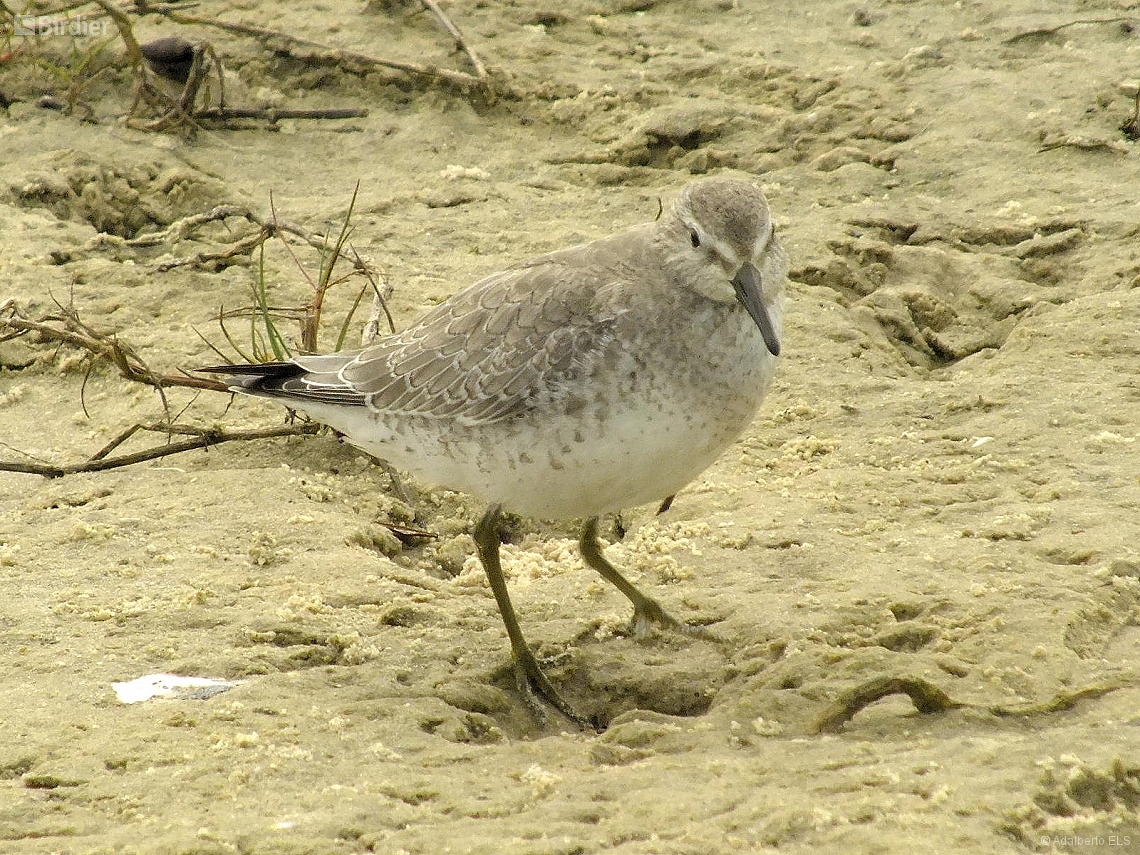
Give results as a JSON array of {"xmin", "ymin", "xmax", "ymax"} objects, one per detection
[{"xmin": 689, "ymin": 229, "xmax": 701, "ymax": 248}]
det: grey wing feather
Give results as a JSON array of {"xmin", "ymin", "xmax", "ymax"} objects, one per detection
[{"xmin": 295, "ymin": 260, "xmax": 620, "ymax": 425}]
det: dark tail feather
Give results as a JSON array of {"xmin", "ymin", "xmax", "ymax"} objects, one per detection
[
  {"xmin": 197, "ymin": 362, "xmax": 302, "ymax": 378},
  {"xmin": 196, "ymin": 362, "xmax": 306, "ymax": 395},
  {"xmin": 196, "ymin": 361, "xmax": 367, "ymax": 407}
]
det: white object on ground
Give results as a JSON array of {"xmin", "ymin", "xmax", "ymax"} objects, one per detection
[{"xmin": 112, "ymin": 673, "xmax": 244, "ymax": 704}]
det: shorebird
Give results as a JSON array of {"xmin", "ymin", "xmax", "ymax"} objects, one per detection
[{"xmin": 205, "ymin": 176, "xmax": 787, "ymax": 726}]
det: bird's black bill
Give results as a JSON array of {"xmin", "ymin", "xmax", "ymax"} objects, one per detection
[{"xmin": 732, "ymin": 262, "xmax": 781, "ymax": 356}]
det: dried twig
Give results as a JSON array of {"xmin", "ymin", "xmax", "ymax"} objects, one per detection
[
  {"xmin": 810, "ymin": 674, "xmax": 1129, "ymax": 734},
  {"xmin": 195, "ymin": 106, "xmax": 368, "ymax": 122},
  {"xmin": 152, "ymin": 228, "xmax": 271, "ymax": 272},
  {"xmin": 986, "ymin": 682, "xmax": 1123, "ymax": 717},
  {"xmin": 134, "ymin": 1, "xmax": 491, "ymax": 92},
  {"xmin": 1122, "ymin": 88, "xmax": 1140, "ymax": 141},
  {"xmin": 91, "ymin": 191, "xmax": 383, "ymax": 362},
  {"xmin": 93, "ymin": 0, "xmax": 143, "ymax": 66},
  {"xmin": 1037, "ymin": 133, "xmax": 1129, "ymax": 154},
  {"xmin": 0, "ymin": 421, "xmax": 320, "ymax": 478},
  {"xmin": 2, "ymin": 2, "xmax": 108, "ymax": 34},
  {"xmin": 813, "ymin": 676, "xmax": 963, "ymax": 733},
  {"xmin": 0, "ymin": 185, "xmax": 394, "ymax": 483},
  {"xmin": 130, "ymin": 37, "xmax": 226, "ymax": 133},
  {"xmin": 0, "ymin": 297, "xmax": 325, "ymax": 478},
  {"xmin": 0, "ymin": 298, "xmax": 227, "ymax": 394},
  {"xmin": 362, "ymin": 277, "xmax": 397, "ymax": 345},
  {"xmin": 1003, "ymin": 16, "xmax": 1136, "ymax": 44},
  {"xmin": 126, "ymin": 29, "xmax": 365, "ymax": 131},
  {"xmin": 421, "ymin": 0, "xmax": 487, "ymax": 79},
  {"xmin": 81, "ymin": 202, "xmax": 369, "ymax": 275},
  {"xmin": 118, "ymin": 204, "xmax": 255, "ymax": 247}
]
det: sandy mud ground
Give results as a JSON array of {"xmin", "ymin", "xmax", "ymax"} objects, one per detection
[{"xmin": 2, "ymin": 1, "xmax": 1140, "ymax": 852}]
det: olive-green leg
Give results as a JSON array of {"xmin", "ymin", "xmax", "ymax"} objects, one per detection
[
  {"xmin": 578, "ymin": 516, "xmax": 711, "ymax": 637},
  {"xmin": 474, "ymin": 505, "xmax": 590, "ymax": 728}
]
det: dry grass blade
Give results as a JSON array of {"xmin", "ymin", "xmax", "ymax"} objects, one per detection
[
  {"xmin": 304, "ymin": 182, "xmax": 362, "ymax": 351},
  {"xmin": 226, "ymin": 184, "xmax": 378, "ymax": 357},
  {"xmin": 361, "ymin": 274, "xmax": 397, "ymax": 346}
]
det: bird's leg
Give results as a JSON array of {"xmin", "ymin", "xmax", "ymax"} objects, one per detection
[
  {"xmin": 579, "ymin": 516, "xmax": 714, "ymax": 638},
  {"xmin": 473, "ymin": 505, "xmax": 591, "ymax": 729}
]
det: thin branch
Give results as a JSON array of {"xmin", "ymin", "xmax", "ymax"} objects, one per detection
[
  {"xmin": 90, "ymin": 422, "xmax": 143, "ymax": 460},
  {"xmin": 132, "ymin": 37, "xmax": 225, "ymax": 133},
  {"xmin": 92, "ymin": 0, "xmax": 143, "ymax": 66},
  {"xmin": 0, "ymin": 301, "xmax": 228, "ymax": 393},
  {"xmin": 134, "ymin": 2, "xmax": 491, "ymax": 92},
  {"xmin": 1003, "ymin": 16, "xmax": 1136, "ymax": 44},
  {"xmin": 1037, "ymin": 133, "xmax": 1129, "ymax": 154},
  {"xmin": 0, "ymin": 422, "xmax": 320, "ymax": 478},
  {"xmin": 362, "ymin": 277, "xmax": 397, "ymax": 345},
  {"xmin": 421, "ymin": 0, "xmax": 487, "ymax": 79},
  {"xmin": 1121, "ymin": 87, "xmax": 1140, "ymax": 140},
  {"xmin": 813, "ymin": 677, "xmax": 962, "ymax": 733},
  {"xmin": 120, "ymin": 204, "xmax": 256, "ymax": 247},
  {"xmin": 104, "ymin": 203, "xmax": 375, "ymax": 274},
  {"xmin": 195, "ymin": 106, "xmax": 369, "ymax": 122},
  {"xmin": 810, "ymin": 675, "xmax": 1127, "ymax": 734},
  {"xmin": 153, "ymin": 228, "xmax": 271, "ymax": 272}
]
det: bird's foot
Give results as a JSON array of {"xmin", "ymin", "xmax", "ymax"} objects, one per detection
[
  {"xmin": 511, "ymin": 645, "xmax": 596, "ymax": 731},
  {"xmin": 629, "ymin": 596, "xmax": 719, "ymax": 641}
]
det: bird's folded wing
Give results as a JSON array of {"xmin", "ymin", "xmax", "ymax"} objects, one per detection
[{"xmin": 307, "ymin": 262, "xmax": 622, "ymax": 425}]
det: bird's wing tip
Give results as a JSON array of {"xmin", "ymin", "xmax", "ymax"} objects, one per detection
[{"xmin": 195, "ymin": 362, "xmax": 301, "ymax": 377}]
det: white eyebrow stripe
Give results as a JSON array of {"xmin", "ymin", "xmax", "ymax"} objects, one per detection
[
  {"xmin": 700, "ymin": 219, "xmax": 772, "ymax": 267},
  {"xmin": 752, "ymin": 219, "xmax": 774, "ymax": 259},
  {"xmin": 703, "ymin": 231, "xmax": 734, "ymax": 263}
]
